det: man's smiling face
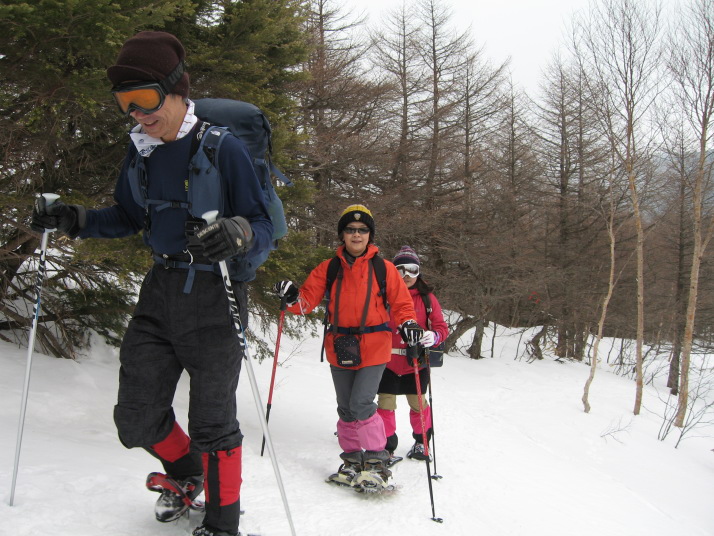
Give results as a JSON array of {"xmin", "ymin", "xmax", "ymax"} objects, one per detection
[{"xmin": 130, "ymin": 94, "xmax": 186, "ymax": 142}]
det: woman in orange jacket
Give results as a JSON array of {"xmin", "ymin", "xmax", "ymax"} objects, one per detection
[{"xmin": 274, "ymin": 205, "xmax": 424, "ymax": 491}]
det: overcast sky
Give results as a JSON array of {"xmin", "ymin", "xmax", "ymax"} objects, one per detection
[{"xmin": 347, "ymin": 0, "xmax": 596, "ymax": 95}]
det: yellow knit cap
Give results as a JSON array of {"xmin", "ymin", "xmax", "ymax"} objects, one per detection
[{"xmin": 337, "ymin": 204, "xmax": 375, "ymax": 236}]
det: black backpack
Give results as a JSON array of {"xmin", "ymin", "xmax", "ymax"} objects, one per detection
[{"xmin": 127, "ymin": 98, "xmax": 291, "ymax": 282}]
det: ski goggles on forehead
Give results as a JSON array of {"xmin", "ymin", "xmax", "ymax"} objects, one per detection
[
  {"xmin": 396, "ymin": 264, "xmax": 419, "ymax": 277},
  {"xmin": 110, "ymin": 61, "xmax": 185, "ymax": 116}
]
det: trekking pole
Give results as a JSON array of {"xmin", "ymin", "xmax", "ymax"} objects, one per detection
[
  {"xmin": 411, "ymin": 348, "xmax": 443, "ymax": 523},
  {"xmin": 426, "ymin": 361, "xmax": 442, "ymax": 480},
  {"xmin": 261, "ymin": 295, "xmax": 287, "ymax": 456},
  {"xmin": 202, "ymin": 211, "xmax": 297, "ymax": 536},
  {"xmin": 10, "ymin": 193, "xmax": 60, "ymax": 506}
]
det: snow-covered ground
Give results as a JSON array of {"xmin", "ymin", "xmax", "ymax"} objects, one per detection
[{"xmin": 1, "ymin": 322, "xmax": 712, "ymax": 536}]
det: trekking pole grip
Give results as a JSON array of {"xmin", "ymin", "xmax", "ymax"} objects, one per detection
[{"xmin": 43, "ymin": 193, "xmax": 61, "ymax": 207}]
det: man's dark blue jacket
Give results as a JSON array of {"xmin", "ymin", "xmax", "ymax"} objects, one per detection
[{"xmin": 79, "ymin": 125, "xmax": 273, "ymax": 280}]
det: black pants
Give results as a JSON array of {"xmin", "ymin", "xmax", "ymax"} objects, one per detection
[
  {"xmin": 114, "ymin": 265, "xmax": 246, "ymax": 454},
  {"xmin": 377, "ymin": 366, "xmax": 430, "ymax": 395}
]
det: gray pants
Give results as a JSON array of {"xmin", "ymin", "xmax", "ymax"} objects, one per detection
[{"xmin": 330, "ymin": 363, "xmax": 386, "ymax": 422}]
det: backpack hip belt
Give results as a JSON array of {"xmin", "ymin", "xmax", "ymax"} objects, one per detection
[{"xmin": 153, "ymin": 253, "xmax": 221, "ymax": 294}]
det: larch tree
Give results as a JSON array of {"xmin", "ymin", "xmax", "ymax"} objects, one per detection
[{"xmin": 295, "ymin": 0, "xmax": 389, "ymax": 245}]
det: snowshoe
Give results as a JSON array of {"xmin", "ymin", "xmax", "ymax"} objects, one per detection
[
  {"xmin": 146, "ymin": 471, "xmax": 204, "ymax": 522},
  {"xmin": 326, "ymin": 458, "xmax": 362, "ymax": 488},
  {"xmin": 406, "ymin": 441, "xmax": 432, "ymax": 461}
]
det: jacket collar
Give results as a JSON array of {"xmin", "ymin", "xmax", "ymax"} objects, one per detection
[{"xmin": 337, "ymin": 243, "xmax": 379, "ymax": 265}]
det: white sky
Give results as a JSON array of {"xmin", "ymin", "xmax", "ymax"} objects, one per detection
[{"xmin": 347, "ymin": 0, "xmax": 595, "ymax": 94}]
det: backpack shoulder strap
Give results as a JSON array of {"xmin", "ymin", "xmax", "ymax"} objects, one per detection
[
  {"xmin": 325, "ymin": 256, "xmax": 342, "ymax": 298},
  {"xmin": 421, "ymin": 291, "xmax": 432, "ymax": 314},
  {"xmin": 196, "ymin": 124, "xmax": 230, "ymax": 166},
  {"xmin": 187, "ymin": 124, "xmax": 230, "ymax": 219},
  {"xmin": 323, "ymin": 256, "xmax": 342, "ymax": 331},
  {"xmin": 420, "ymin": 291, "xmax": 433, "ymax": 330},
  {"xmin": 372, "ymin": 255, "xmax": 388, "ymax": 309}
]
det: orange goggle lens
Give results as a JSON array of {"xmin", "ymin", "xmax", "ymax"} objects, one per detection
[{"xmin": 112, "ymin": 87, "xmax": 163, "ymax": 115}]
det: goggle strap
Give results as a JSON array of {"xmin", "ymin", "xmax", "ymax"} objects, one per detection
[{"xmin": 159, "ymin": 61, "xmax": 185, "ymax": 94}]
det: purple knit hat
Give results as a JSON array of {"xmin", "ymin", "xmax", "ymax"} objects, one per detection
[
  {"xmin": 393, "ymin": 245, "xmax": 420, "ymax": 266},
  {"xmin": 107, "ymin": 31, "xmax": 190, "ymax": 98}
]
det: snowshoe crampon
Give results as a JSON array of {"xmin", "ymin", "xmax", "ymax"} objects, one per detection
[
  {"xmin": 327, "ymin": 470, "xmax": 396, "ymax": 494},
  {"xmin": 353, "ymin": 470, "xmax": 395, "ymax": 493}
]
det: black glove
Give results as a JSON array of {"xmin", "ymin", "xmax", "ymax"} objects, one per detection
[
  {"xmin": 195, "ymin": 216, "xmax": 254, "ymax": 263},
  {"xmin": 406, "ymin": 344, "xmax": 428, "ymax": 367},
  {"xmin": 31, "ymin": 197, "xmax": 86, "ymax": 238},
  {"xmin": 273, "ymin": 280, "xmax": 299, "ymax": 306},
  {"xmin": 399, "ymin": 320, "xmax": 424, "ymax": 347}
]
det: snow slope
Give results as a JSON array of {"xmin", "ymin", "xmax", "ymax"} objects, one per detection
[{"xmin": 1, "ymin": 323, "xmax": 712, "ymax": 536}]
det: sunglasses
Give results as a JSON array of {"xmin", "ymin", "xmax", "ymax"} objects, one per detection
[
  {"xmin": 343, "ymin": 226, "xmax": 370, "ymax": 235},
  {"xmin": 396, "ymin": 264, "xmax": 419, "ymax": 277},
  {"xmin": 111, "ymin": 61, "xmax": 185, "ymax": 116}
]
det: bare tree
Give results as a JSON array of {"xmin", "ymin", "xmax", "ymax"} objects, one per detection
[
  {"xmin": 583, "ymin": 168, "xmax": 620, "ymax": 412},
  {"xmin": 457, "ymin": 48, "xmax": 509, "ymax": 217},
  {"xmin": 415, "ymin": 0, "xmax": 470, "ymax": 210},
  {"xmin": 654, "ymin": 108, "xmax": 694, "ymax": 395},
  {"xmin": 573, "ymin": 0, "xmax": 663, "ymax": 415},
  {"xmin": 370, "ymin": 2, "xmax": 425, "ymax": 187},
  {"xmin": 534, "ymin": 55, "xmax": 615, "ymax": 361},
  {"xmin": 666, "ymin": 0, "xmax": 714, "ymax": 427},
  {"xmin": 296, "ymin": 0, "xmax": 388, "ymax": 243}
]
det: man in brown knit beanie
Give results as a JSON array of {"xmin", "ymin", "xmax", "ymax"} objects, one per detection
[
  {"xmin": 107, "ymin": 31, "xmax": 191, "ymax": 142},
  {"xmin": 31, "ymin": 30, "xmax": 273, "ymax": 536}
]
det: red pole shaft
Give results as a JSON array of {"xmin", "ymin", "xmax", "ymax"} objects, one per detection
[
  {"xmin": 267, "ymin": 306, "xmax": 286, "ymax": 407},
  {"xmin": 261, "ymin": 297, "xmax": 287, "ymax": 456}
]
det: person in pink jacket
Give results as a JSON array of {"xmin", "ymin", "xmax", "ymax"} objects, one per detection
[{"xmin": 377, "ymin": 246, "xmax": 449, "ymax": 462}]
